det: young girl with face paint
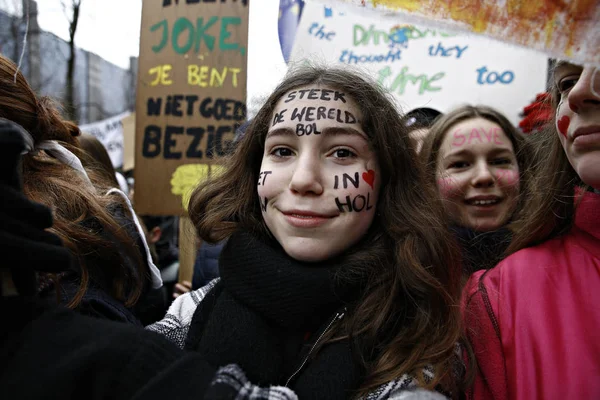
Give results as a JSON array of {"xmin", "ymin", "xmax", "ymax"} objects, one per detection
[
  {"xmin": 464, "ymin": 62, "xmax": 600, "ymax": 400},
  {"xmin": 149, "ymin": 66, "xmax": 468, "ymax": 399},
  {"xmin": 422, "ymin": 106, "xmax": 531, "ymax": 276}
]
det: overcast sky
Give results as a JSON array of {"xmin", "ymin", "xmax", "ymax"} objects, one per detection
[
  {"xmin": 30, "ymin": 0, "xmax": 287, "ymax": 111},
  {"xmin": 36, "ymin": 0, "xmax": 142, "ymax": 69}
]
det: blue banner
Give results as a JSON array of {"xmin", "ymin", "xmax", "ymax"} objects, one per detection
[{"xmin": 278, "ymin": 0, "xmax": 304, "ymax": 63}]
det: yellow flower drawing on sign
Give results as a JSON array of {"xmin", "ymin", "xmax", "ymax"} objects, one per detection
[{"xmin": 170, "ymin": 164, "xmax": 226, "ymax": 210}]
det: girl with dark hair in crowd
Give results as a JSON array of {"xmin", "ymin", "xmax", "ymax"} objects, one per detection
[
  {"xmin": 149, "ymin": 65, "xmax": 469, "ymax": 399},
  {"xmin": 401, "ymin": 107, "xmax": 442, "ymax": 154},
  {"xmin": 464, "ymin": 62, "xmax": 600, "ymax": 399},
  {"xmin": 421, "ymin": 105, "xmax": 533, "ymax": 277},
  {"xmin": 0, "ymin": 54, "xmax": 161, "ymax": 325}
]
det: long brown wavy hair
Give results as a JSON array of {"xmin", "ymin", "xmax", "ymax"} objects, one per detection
[
  {"xmin": 189, "ymin": 65, "xmax": 467, "ymax": 395},
  {"xmin": 503, "ymin": 61, "xmax": 583, "ymax": 255},
  {"xmin": 0, "ymin": 54, "xmax": 146, "ymax": 308}
]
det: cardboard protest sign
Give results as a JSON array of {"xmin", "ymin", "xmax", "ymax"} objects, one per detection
[
  {"xmin": 312, "ymin": 0, "xmax": 600, "ymax": 66},
  {"xmin": 291, "ymin": 1, "xmax": 548, "ymax": 124},
  {"xmin": 80, "ymin": 112, "xmax": 131, "ymax": 168},
  {"xmin": 121, "ymin": 113, "xmax": 136, "ymax": 172},
  {"xmin": 135, "ymin": 0, "xmax": 249, "ymax": 216}
]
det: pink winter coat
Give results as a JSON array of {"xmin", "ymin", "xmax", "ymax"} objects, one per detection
[{"xmin": 464, "ymin": 191, "xmax": 600, "ymax": 400}]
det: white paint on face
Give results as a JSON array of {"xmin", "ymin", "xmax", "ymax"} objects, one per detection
[
  {"xmin": 258, "ymin": 85, "xmax": 380, "ymax": 262},
  {"xmin": 554, "ymin": 63, "xmax": 600, "ymax": 190},
  {"xmin": 436, "ymin": 117, "xmax": 520, "ymax": 232}
]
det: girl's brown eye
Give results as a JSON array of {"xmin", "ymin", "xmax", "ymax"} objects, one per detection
[
  {"xmin": 333, "ymin": 149, "xmax": 356, "ymax": 158},
  {"xmin": 271, "ymin": 148, "xmax": 293, "ymax": 157},
  {"xmin": 490, "ymin": 158, "xmax": 511, "ymax": 166},
  {"xmin": 448, "ymin": 161, "xmax": 469, "ymax": 169}
]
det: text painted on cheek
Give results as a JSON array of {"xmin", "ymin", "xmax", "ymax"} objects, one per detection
[
  {"xmin": 452, "ymin": 127, "xmax": 503, "ymax": 147},
  {"xmin": 495, "ymin": 169, "xmax": 519, "ymax": 186},
  {"xmin": 258, "ymin": 170, "xmax": 272, "ymax": 212},
  {"xmin": 334, "ymin": 170, "xmax": 375, "ymax": 189},
  {"xmin": 334, "ymin": 170, "xmax": 375, "ymax": 212},
  {"xmin": 257, "ymin": 170, "xmax": 272, "ymax": 186},
  {"xmin": 334, "ymin": 172, "xmax": 359, "ymax": 189},
  {"xmin": 437, "ymin": 177, "xmax": 456, "ymax": 197},
  {"xmin": 335, "ymin": 194, "xmax": 374, "ymax": 212},
  {"xmin": 259, "ymin": 196, "xmax": 269, "ymax": 212}
]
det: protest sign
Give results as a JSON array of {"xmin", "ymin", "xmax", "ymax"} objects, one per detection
[
  {"xmin": 135, "ymin": 0, "xmax": 249, "ymax": 216},
  {"xmin": 121, "ymin": 113, "xmax": 136, "ymax": 172},
  {"xmin": 312, "ymin": 0, "xmax": 600, "ymax": 66},
  {"xmin": 291, "ymin": 1, "xmax": 548, "ymax": 124},
  {"xmin": 80, "ymin": 112, "xmax": 131, "ymax": 168}
]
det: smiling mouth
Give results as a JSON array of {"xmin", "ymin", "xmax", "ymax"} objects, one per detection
[
  {"xmin": 281, "ymin": 209, "xmax": 337, "ymax": 218},
  {"xmin": 288, "ymin": 214, "xmax": 326, "ymax": 219},
  {"xmin": 465, "ymin": 199, "xmax": 501, "ymax": 206},
  {"xmin": 282, "ymin": 212, "xmax": 336, "ymax": 229}
]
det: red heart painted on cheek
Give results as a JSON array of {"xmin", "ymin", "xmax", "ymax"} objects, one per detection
[
  {"xmin": 557, "ymin": 116, "xmax": 570, "ymax": 138},
  {"xmin": 362, "ymin": 170, "xmax": 375, "ymax": 188}
]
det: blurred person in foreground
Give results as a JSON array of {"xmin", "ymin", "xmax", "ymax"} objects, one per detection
[
  {"xmin": 464, "ymin": 61, "xmax": 600, "ymax": 399},
  {"xmin": 0, "ymin": 118, "xmax": 301, "ymax": 400},
  {"xmin": 0, "ymin": 54, "xmax": 162, "ymax": 325}
]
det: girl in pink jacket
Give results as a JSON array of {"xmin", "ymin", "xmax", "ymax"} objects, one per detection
[{"xmin": 464, "ymin": 61, "xmax": 600, "ymax": 399}]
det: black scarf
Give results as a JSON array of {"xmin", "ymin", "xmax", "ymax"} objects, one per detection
[
  {"xmin": 185, "ymin": 231, "xmax": 364, "ymax": 399},
  {"xmin": 452, "ymin": 226, "xmax": 512, "ymax": 275}
]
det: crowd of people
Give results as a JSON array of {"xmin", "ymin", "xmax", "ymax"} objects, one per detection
[{"xmin": 0, "ymin": 45, "xmax": 598, "ymax": 400}]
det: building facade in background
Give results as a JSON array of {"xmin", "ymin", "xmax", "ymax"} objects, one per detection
[{"xmin": 0, "ymin": 0, "xmax": 137, "ymax": 124}]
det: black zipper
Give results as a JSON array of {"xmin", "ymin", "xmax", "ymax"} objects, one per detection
[{"xmin": 285, "ymin": 309, "xmax": 346, "ymax": 387}]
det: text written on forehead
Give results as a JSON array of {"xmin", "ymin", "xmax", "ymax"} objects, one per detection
[
  {"xmin": 452, "ymin": 127, "xmax": 503, "ymax": 147},
  {"xmin": 272, "ymin": 107, "xmax": 357, "ymax": 126},
  {"xmin": 284, "ymin": 88, "xmax": 347, "ymax": 103}
]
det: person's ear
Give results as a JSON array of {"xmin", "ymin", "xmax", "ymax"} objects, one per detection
[{"xmin": 149, "ymin": 226, "xmax": 162, "ymax": 244}]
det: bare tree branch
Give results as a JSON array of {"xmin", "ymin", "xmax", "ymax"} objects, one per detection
[
  {"xmin": 60, "ymin": 0, "xmax": 70, "ymax": 23},
  {"xmin": 64, "ymin": 0, "xmax": 82, "ymax": 121}
]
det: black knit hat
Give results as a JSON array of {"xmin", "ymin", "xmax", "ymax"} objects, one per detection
[{"xmin": 402, "ymin": 107, "xmax": 442, "ymax": 131}]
